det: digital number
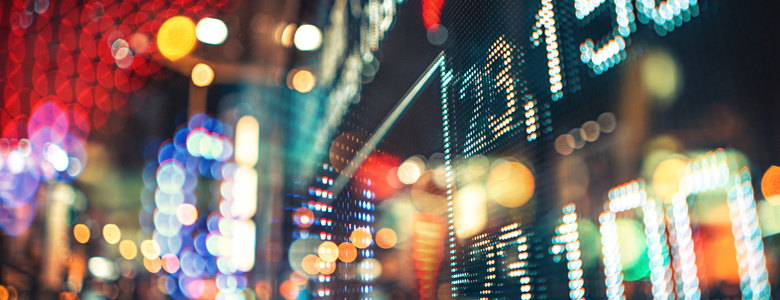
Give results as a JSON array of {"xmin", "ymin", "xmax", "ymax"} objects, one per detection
[
  {"xmin": 598, "ymin": 149, "xmax": 771, "ymax": 299},
  {"xmin": 530, "ymin": 0, "xmax": 564, "ymax": 101}
]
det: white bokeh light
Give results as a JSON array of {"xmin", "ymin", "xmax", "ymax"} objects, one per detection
[
  {"xmin": 293, "ymin": 24, "xmax": 322, "ymax": 51},
  {"xmin": 196, "ymin": 17, "xmax": 228, "ymax": 45}
]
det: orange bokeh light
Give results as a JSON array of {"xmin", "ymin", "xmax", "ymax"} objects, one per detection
[
  {"xmin": 351, "ymin": 228, "xmax": 373, "ymax": 249},
  {"xmin": 762, "ymin": 166, "xmax": 780, "ymax": 205},
  {"xmin": 376, "ymin": 228, "xmax": 398, "ymax": 249},
  {"xmin": 338, "ymin": 242, "xmax": 358, "ymax": 263},
  {"xmin": 318, "ymin": 241, "xmax": 339, "ymax": 263}
]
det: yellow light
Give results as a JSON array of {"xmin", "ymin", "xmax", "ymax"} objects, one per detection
[
  {"xmin": 376, "ymin": 228, "xmax": 398, "ymax": 249},
  {"xmin": 0, "ymin": 286, "xmax": 8, "ymax": 300},
  {"xmin": 487, "ymin": 161, "xmax": 535, "ymax": 208},
  {"xmin": 235, "ymin": 116, "xmax": 259, "ymax": 167},
  {"xmin": 119, "ymin": 240, "xmax": 138, "ymax": 260},
  {"xmin": 176, "ymin": 203, "xmax": 198, "ymax": 225},
  {"xmin": 280, "ymin": 24, "xmax": 297, "ymax": 47},
  {"xmin": 337, "ymin": 242, "xmax": 358, "ymax": 262},
  {"xmin": 102, "ymin": 224, "xmax": 121, "ymax": 244},
  {"xmin": 191, "ymin": 63, "xmax": 214, "ymax": 87},
  {"xmin": 351, "ymin": 228, "xmax": 373, "ymax": 249},
  {"xmin": 291, "ymin": 70, "xmax": 316, "ymax": 93},
  {"xmin": 140, "ymin": 240, "xmax": 161, "ymax": 259},
  {"xmin": 157, "ymin": 16, "xmax": 197, "ymax": 61},
  {"xmin": 316, "ymin": 257, "xmax": 336, "ymax": 275},
  {"xmin": 453, "ymin": 185, "xmax": 487, "ymax": 239},
  {"xmin": 652, "ymin": 155, "xmax": 688, "ymax": 203},
  {"xmin": 301, "ymin": 254, "xmax": 320, "ymax": 275},
  {"xmin": 73, "ymin": 224, "xmax": 90, "ymax": 244},
  {"xmin": 317, "ymin": 241, "xmax": 339, "ymax": 263},
  {"xmin": 143, "ymin": 257, "xmax": 162, "ymax": 273}
]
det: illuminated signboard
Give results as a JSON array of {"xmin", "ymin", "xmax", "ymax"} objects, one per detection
[{"xmin": 437, "ymin": 0, "xmax": 772, "ymax": 299}]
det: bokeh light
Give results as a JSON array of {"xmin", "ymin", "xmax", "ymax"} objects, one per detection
[
  {"xmin": 140, "ymin": 240, "xmax": 161, "ymax": 260},
  {"xmin": 292, "ymin": 70, "xmax": 316, "ymax": 93},
  {"xmin": 411, "ymin": 170, "xmax": 449, "ymax": 215},
  {"xmin": 640, "ymin": 49, "xmax": 681, "ymax": 107},
  {"xmin": 762, "ymin": 166, "xmax": 780, "ymax": 205},
  {"xmin": 318, "ymin": 241, "xmax": 339, "ymax": 263},
  {"xmin": 73, "ymin": 224, "xmax": 90, "ymax": 243},
  {"xmin": 191, "ymin": 63, "xmax": 215, "ymax": 87},
  {"xmin": 351, "ymin": 228, "xmax": 373, "ymax": 249},
  {"xmin": 119, "ymin": 240, "xmax": 137, "ymax": 260},
  {"xmin": 302, "ymin": 254, "xmax": 320, "ymax": 275},
  {"xmin": 196, "ymin": 18, "xmax": 229, "ymax": 45},
  {"xmin": 144, "ymin": 257, "xmax": 162, "ymax": 273},
  {"xmin": 398, "ymin": 156, "xmax": 426, "ymax": 185},
  {"xmin": 375, "ymin": 228, "xmax": 397, "ymax": 249},
  {"xmin": 487, "ymin": 160, "xmax": 534, "ymax": 208},
  {"xmin": 161, "ymin": 253, "xmax": 180, "ymax": 273},
  {"xmin": 102, "ymin": 224, "xmax": 121, "ymax": 244},
  {"xmin": 652, "ymin": 155, "xmax": 688, "ymax": 202},
  {"xmin": 294, "ymin": 25, "xmax": 322, "ymax": 51},
  {"xmin": 279, "ymin": 280, "xmax": 299, "ymax": 300},
  {"xmin": 175, "ymin": 203, "xmax": 198, "ymax": 225},
  {"xmin": 338, "ymin": 242, "xmax": 358, "ymax": 263},
  {"xmin": 452, "ymin": 185, "xmax": 487, "ymax": 239},
  {"xmin": 157, "ymin": 16, "xmax": 197, "ymax": 61}
]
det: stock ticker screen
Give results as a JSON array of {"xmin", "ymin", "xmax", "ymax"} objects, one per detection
[
  {"xmin": 285, "ymin": 0, "xmax": 780, "ymax": 299},
  {"xmin": 431, "ymin": 0, "xmax": 779, "ymax": 300}
]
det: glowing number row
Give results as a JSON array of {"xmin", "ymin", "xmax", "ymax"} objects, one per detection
[
  {"xmin": 551, "ymin": 204, "xmax": 585, "ymax": 300},
  {"xmin": 576, "ymin": 0, "xmax": 699, "ymax": 75},
  {"xmin": 597, "ymin": 149, "xmax": 770, "ymax": 300},
  {"xmin": 531, "ymin": 0, "xmax": 563, "ymax": 100}
]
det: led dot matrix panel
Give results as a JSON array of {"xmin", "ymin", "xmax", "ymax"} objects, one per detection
[{"xmin": 437, "ymin": 0, "xmax": 773, "ymax": 299}]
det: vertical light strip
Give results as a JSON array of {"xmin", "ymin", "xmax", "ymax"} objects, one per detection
[
  {"xmin": 642, "ymin": 198, "xmax": 674, "ymax": 300},
  {"xmin": 551, "ymin": 203, "xmax": 584, "ymax": 300},
  {"xmin": 728, "ymin": 168, "xmax": 771, "ymax": 299},
  {"xmin": 531, "ymin": 0, "xmax": 563, "ymax": 100},
  {"xmin": 440, "ymin": 54, "xmax": 459, "ymax": 298},
  {"xmin": 599, "ymin": 180, "xmax": 647, "ymax": 300}
]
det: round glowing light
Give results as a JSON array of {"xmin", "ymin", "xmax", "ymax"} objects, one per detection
[
  {"xmin": 140, "ymin": 240, "xmax": 161, "ymax": 259},
  {"xmin": 581, "ymin": 121, "xmax": 601, "ymax": 142},
  {"xmin": 398, "ymin": 156, "xmax": 426, "ymax": 185},
  {"xmin": 351, "ymin": 229, "xmax": 373, "ymax": 249},
  {"xmin": 196, "ymin": 18, "xmax": 229, "ymax": 45},
  {"xmin": 762, "ymin": 166, "xmax": 780, "ymax": 206},
  {"xmin": 280, "ymin": 24, "xmax": 297, "ymax": 48},
  {"xmin": 157, "ymin": 16, "xmax": 197, "ymax": 61},
  {"xmin": 411, "ymin": 170, "xmax": 450, "ymax": 215},
  {"xmin": 426, "ymin": 24, "xmax": 449, "ymax": 46},
  {"xmin": 45, "ymin": 144, "xmax": 69, "ymax": 172},
  {"xmin": 555, "ymin": 134, "xmax": 574, "ymax": 155},
  {"xmin": 640, "ymin": 49, "xmax": 680, "ymax": 107},
  {"xmin": 318, "ymin": 241, "xmax": 339, "ymax": 263},
  {"xmin": 301, "ymin": 254, "xmax": 320, "ymax": 275},
  {"xmin": 337, "ymin": 242, "xmax": 358, "ymax": 263},
  {"xmin": 102, "ymin": 224, "xmax": 121, "ymax": 244},
  {"xmin": 88, "ymin": 257, "xmax": 119, "ymax": 281},
  {"xmin": 357, "ymin": 258, "xmax": 382, "ymax": 279},
  {"xmin": 73, "ymin": 224, "xmax": 90, "ymax": 243},
  {"xmin": 279, "ymin": 280, "xmax": 299, "ymax": 300},
  {"xmin": 376, "ymin": 228, "xmax": 397, "ymax": 249},
  {"xmin": 119, "ymin": 240, "xmax": 138, "ymax": 260},
  {"xmin": 316, "ymin": 257, "xmax": 336, "ymax": 275},
  {"xmin": 143, "ymin": 257, "xmax": 162, "ymax": 273},
  {"xmin": 598, "ymin": 112, "xmax": 617, "ymax": 133},
  {"xmin": 293, "ymin": 207, "xmax": 314, "ymax": 228},
  {"xmin": 0, "ymin": 286, "xmax": 8, "ymax": 300},
  {"xmin": 291, "ymin": 70, "xmax": 316, "ymax": 93},
  {"xmin": 191, "ymin": 63, "xmax": 215, "ymax": 87},
  {"xmin": 652, "ymin": 155, "xmax": 688, "ymax": 203},
  {"xmin": 289, "ymin": 271, "xmax": 308, "ymax": 286},
  {"xmin": 487, "ymin": 161, "xmax": 535, "ymax": 208},
  {"xmin": 176, "ymin": 203, "xmax": 198, "ymax": 225},
  {"xmin": 161, "ymin": 253, "xmax": 180, "ymax": 273},
  {"xmin": 293, "ymin": 24, "xmax": 322, "ymax": 51}
]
